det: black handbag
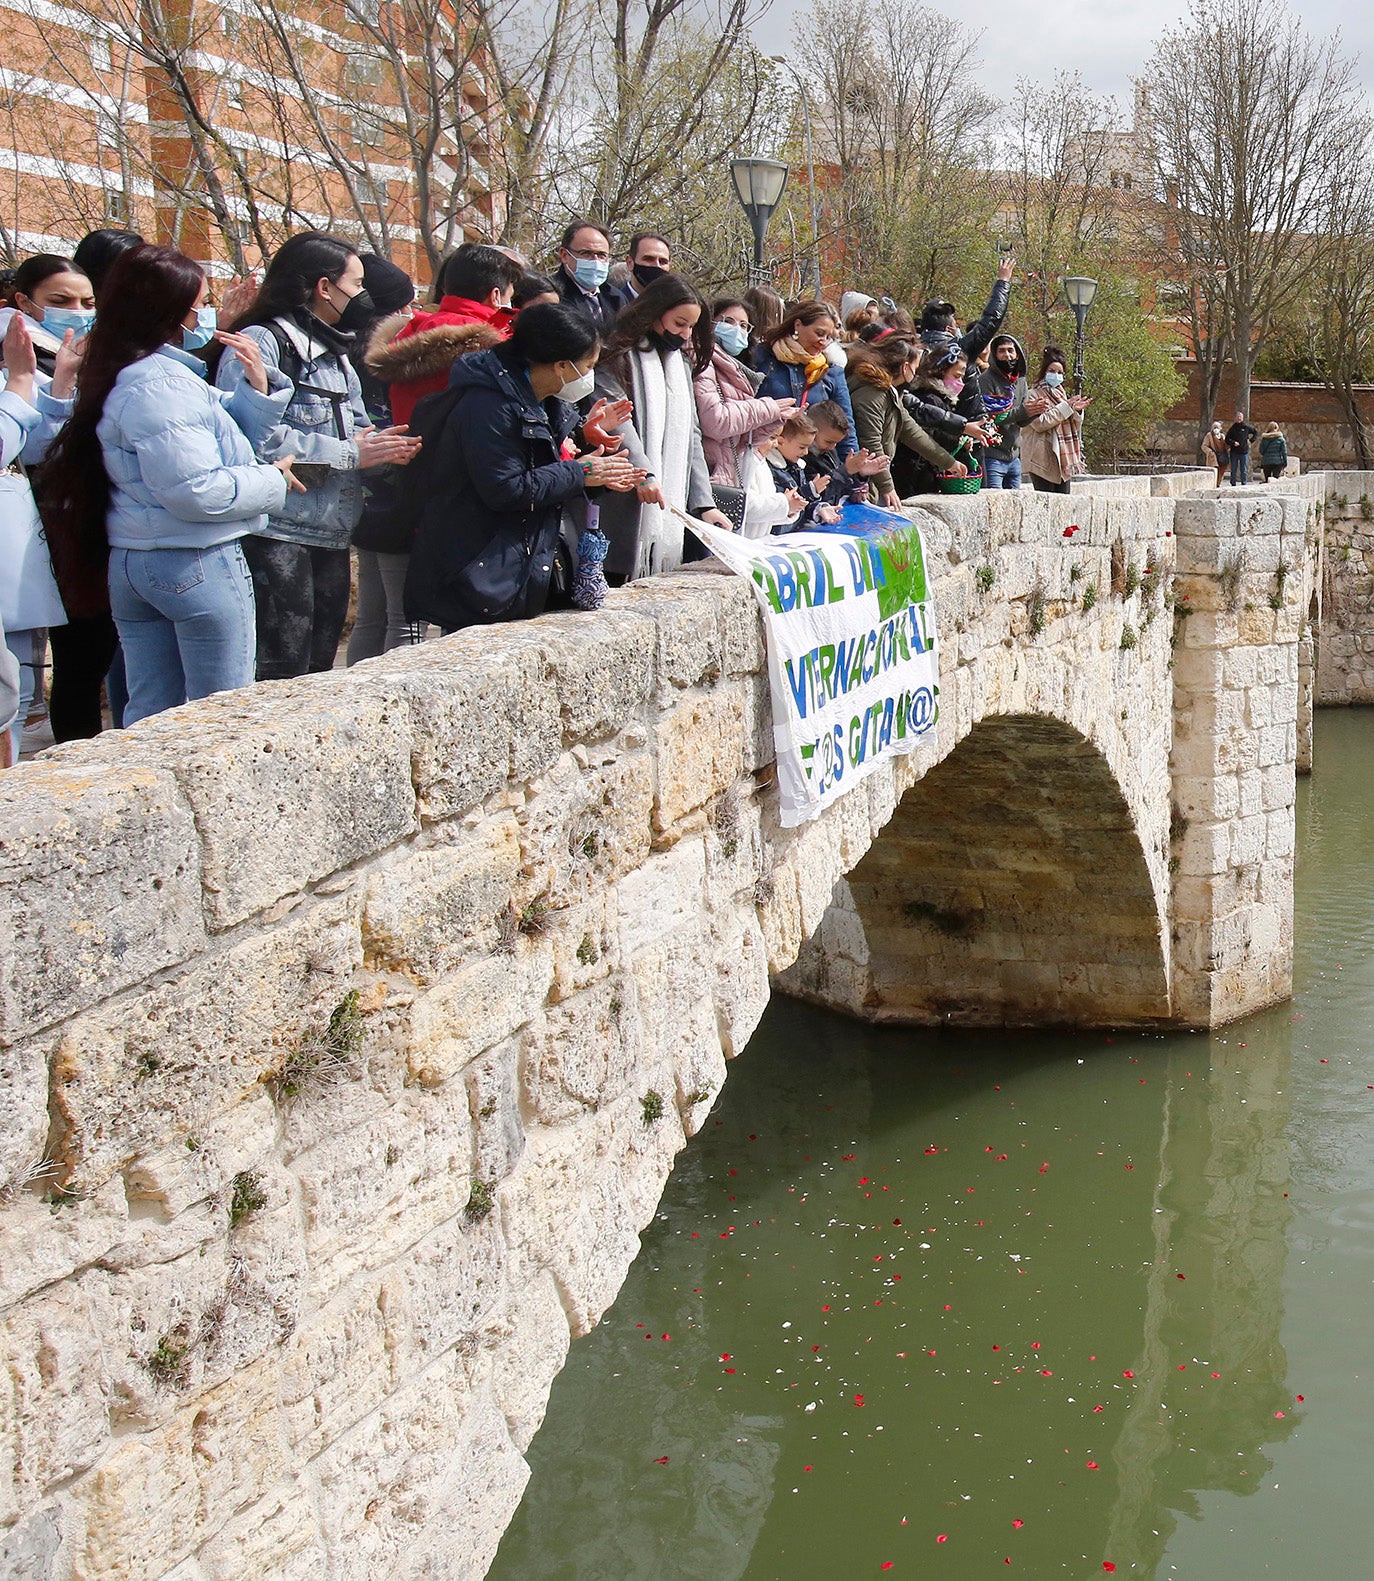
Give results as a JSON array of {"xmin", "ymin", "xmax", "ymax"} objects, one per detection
[{"xmin": 711, "ymin": 484, "xmax": 747, "ymax": 533}]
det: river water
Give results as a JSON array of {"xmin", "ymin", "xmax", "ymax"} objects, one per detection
[{"xmin": 489, "ymin": 710, "xmax": 1374, "ymax": 1580}]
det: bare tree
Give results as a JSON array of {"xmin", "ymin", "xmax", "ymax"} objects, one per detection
[
  {"xmin": 1310, "ymin": 152, "xmax": 1374, "ymax": 469},
  {"xmin": 798, "ymin": 0, "xmax": 997, "ymax": 303},
  {"xmin": 1000, "ymin": 73, "xmax": 1128, "ymax": 340},
  {"xmin": 1141, "ymin": 0, "xmax": 1365, "ymax": 418}
]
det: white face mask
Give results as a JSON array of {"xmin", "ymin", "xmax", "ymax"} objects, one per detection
[{"xmin": 556, "ymin": 363, "xmax": 595, "ymax": 403}]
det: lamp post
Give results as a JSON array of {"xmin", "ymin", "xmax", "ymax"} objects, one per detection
[
  {"xmin": 1062, "ymin": 275, "xmax": 1098, "ymax": 395},
  {"xmin": 770, "ymin": 56, "xmax": 823, "ymax": 297},
  {"xmin": 730, "ymin": 157, "xmax": 789, "ymax": 287}
]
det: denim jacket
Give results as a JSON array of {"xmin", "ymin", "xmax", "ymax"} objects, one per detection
[
  {"xmin": 100, "ymin": 346, "xmax": 291, "ymax": 552},
  {"xmin": 217, "ymin": 317, "xmax": 370, "ymax": 549}
]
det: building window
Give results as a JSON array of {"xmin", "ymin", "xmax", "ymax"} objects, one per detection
[
  {"xmin": 106, "ymin": 188, "xmax": 129, "ymax": 224},
  {"xmin": 226, "ymin": 79, "xmax": 243, "ymax": 110},
  {"xmin": 90, "ymin": 38, "xmax": 111, "ymax": 74}
]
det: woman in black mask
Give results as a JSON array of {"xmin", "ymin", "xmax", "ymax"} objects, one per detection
[
  {"xmin": 217, "ymin": 231, "xmax": 420, "ymax": 678},
  {"xmin": 592, "ymin": 274, "xmax": 732, "ymax": 581}
]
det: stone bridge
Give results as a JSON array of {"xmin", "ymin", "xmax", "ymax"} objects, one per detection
[{"xmin": 0, "ymin": 478, "xmax": 1325, "ymax": 1578}]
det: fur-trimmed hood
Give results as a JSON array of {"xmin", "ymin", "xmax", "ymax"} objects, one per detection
[{"xmin": 364, "ymin": 314, "xmax": 502, "ymax": 386}]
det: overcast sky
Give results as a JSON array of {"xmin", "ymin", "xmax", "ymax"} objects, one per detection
[{"xmin": 751, "ymin": 0, "xmax": 1374, "ymax": 108}]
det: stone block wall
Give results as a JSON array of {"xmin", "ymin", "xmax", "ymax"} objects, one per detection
[
  {"xmin": 1315, "ymin": 472, "xmax": 1374, "ymax": 705},
  {"xmin": 0, "ymin": 482, "xmax": 1315, "ymax": 1579},
  {"xmin": 1169, "ymin": 489, "xmax": 1308, "ymax": 1024}
]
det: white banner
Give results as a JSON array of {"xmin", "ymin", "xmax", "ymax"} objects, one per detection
[{"xmin": 689, "ymin": 512, "xmax": 940, "ymax": 827}]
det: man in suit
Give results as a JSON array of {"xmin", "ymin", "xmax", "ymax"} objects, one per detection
[
  {"xmin": 553, "ymin": 220, "xmax": 620, "ymax": 332},
  {"xmin": 610, "ymin": 231, "xmax": 673, "ymax": 313}
]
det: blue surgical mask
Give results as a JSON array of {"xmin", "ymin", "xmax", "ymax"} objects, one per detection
[
  {"xmin": 571, "ymin": 256, "xmax": 610, "ymax": 291},
  {"xmin": 1044, "ymin": 371, "xmax": 1064, "ymax": 388},
  {"xmin": 181, "ymin": 306, "xmax": 218, "ymax": 351},
  {"xmin": 714, "ymin": 321, "xmax": 749, "ymax": 356},
  {"xmin": 42, "ymin": 306, "xmax": 95, "ymax": 339}
]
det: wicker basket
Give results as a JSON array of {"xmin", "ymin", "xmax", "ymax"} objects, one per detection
[
  {"xmin": 937, "ymin": 440, "xmax": 982, "ymax": 494},
  {"xmin": 938, "ymin": 467, "xmax": 982, "ymax": 495}
]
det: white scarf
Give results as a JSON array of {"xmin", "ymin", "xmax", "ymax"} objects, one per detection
[{"xmin": 630, "ymin": 344, "xmax": 693, "ymax": 577}]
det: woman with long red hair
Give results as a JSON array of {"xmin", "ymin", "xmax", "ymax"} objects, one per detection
[{"xmin": 40, "ymin": 244, "xmax": 303, "ymax": 725}]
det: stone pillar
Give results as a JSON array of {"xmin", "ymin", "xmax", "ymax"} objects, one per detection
[{"xmin": 1169, "ymin": 490, "xmax": 1306, "ymax": 1026}]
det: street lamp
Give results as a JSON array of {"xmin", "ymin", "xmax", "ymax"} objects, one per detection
[
  {"xmin": 730, "ymin": 157, "xmax": 788, "ymax": 286},
  {"xmin": 1062, "ymin": 275, "xmax": 1098, "ymax": 395}
]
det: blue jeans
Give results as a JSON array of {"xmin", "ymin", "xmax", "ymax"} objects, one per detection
[
  {"xmin": 983, "ymin": 456, "xmax": 1022, "ymax": 490},
  {"xmin": 1229, "ymin": 452, "xmax": 1249, "ymax": 485},
  {"xmin": 109, "ymin": 541, "xmax": 256, "ymax": 725}
]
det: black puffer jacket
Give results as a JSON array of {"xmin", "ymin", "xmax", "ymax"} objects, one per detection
[
  {"xmin": 893, "ymin": 374, "xmax": 986, "ymax": 496},
  {"xmin": 403, "ymin": 344, "xmax": 585, "ymax": 631}
]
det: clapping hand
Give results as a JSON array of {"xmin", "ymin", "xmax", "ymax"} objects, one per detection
[
  {"xmin": 2, "ymin": 312, "xmax": 37, "ymax": 404},
  {"xmin": 846, "ymin": 447, "xmax": 890, "ymax": 476},
  {"xmin": 356, "ymin": 425, "xmax": 423, "ymax": 468},
  {"xmin": 583, "ymin": 396, "xmax": 632, "ymax": 451}
]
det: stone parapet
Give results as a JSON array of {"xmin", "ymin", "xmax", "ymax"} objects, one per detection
[{"xmin": 0, "ymin": 480, "xmax": 1323, "ymax": 1577}]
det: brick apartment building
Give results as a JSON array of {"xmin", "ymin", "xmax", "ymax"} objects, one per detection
[{"xmin": 0, "ymin": 0, "xmax": 505, "ymax": 283}]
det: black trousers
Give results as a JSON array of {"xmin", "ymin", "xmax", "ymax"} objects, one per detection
[
  {"xmin": 242, "ymin": 538, "xmax": 351, "ymax": 681},
  {"xmin": 48, "ymin": 613, "xmax": 118, "ymax": 740}
]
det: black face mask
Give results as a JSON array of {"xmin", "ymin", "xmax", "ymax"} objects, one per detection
[
  {"xmin": 633, "ymin": 262, "xmax": 669, "ymax": 290},
  {"xmin": 333, "ymin": 286, "xmax": 376, "ymax": 336},
  {"xmin": 996, "ymin": 357, "xmax": 1018, "ymax": 372},
  {"xmin": 651, "ymin": 328, "xmax": 687, "ymax": 353}
]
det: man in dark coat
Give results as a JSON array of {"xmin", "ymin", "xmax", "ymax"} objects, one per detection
[
  {"xmin": 919, "ymin": 252, "xmax": 1017, "ymax": 362},
  {"xmin": 1225, "ymin": 409, "xmax": 1259, "ymax": 485},
  {"xmin": 609, "ymin": 231, "xmax": 673, "ymax": 314},
  {"xmin": 552, "ymin": 220, "xmax": 621, "ymax": 332}
]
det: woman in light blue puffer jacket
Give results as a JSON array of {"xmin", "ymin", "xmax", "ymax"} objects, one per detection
[
  {"xmin": 217, "ymin": 232, "xmax": 420, "ymax": 679},
  {"xmin": 0, "ymin": 311, "xmax": 74, "ymax": 759},
  {"xmin": 39, "ymin": 244, "xmax": 303, "ymax": 726}
]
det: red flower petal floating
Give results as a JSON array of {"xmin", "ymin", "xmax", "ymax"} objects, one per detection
[
  {"xmin": 720, "ymin": 1353, "xmax": 732, "ymax": 1362},
  {"xmin": 1086, "ymin": 1461, "xmax": 1099, "ymax": 1470},
  {"xmin": 1012, "ymin": 1519, "xmax": 1025, "ymax": 1529},
  {"xmin": 854, "ymin": 1393, "xmax": 866, "ymax": 1406},
  {"xmin": 654, "ymin": 1456, "xmax": 670, "ymax": 1465},
  {"xmin": 1104, "ymin": 1565, "xmax": 1117, "ymax": 1574},
  {"xmin": 881, "ymin": 1565, "xmax": 894, "ymax": 1572},
  {"xmin": 1296, "ymin": 1394, "xmax": 1305, "ymax": 1402},
  {"xmin": 1123, "ymin": 1370, "xmax": 1135, "ymax": 1378},
  {"xmin": 936, "ymin": 1534, "xmax": 948, "ymax": 1544}
]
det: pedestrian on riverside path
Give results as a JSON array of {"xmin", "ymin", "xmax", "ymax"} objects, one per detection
[
  {"xmin": 1203, "ymin": 419, "xmax": 1229, "ymax": 488},
  {"xmin": 220, "ymin": 232, "xmax": 422, "ymax": 680},
  {"xmin": 593, "ymin": 275, "xmax": 735, "ymax": 579},
  {"xmin": 39, "ymin": 243, "xmax": 306, "ymax": 725},
  {"xmin": 402, "ymin": 303, "xmax": 642, "ymax": 630},
  {"xmin": 1020, "ymin": 346, "xmax": 1090, "ymax": 493},
  {"xmin": 1225, "ymin": 408, "xmax": 1258, "ymax": 486},
  {"xmin": 976, "ymin": 333, "xmax": 1049, "ymax": 490},
  {"xmin": 1260, "ymin": 421, "xmax": 1288, "ymax": 482}
]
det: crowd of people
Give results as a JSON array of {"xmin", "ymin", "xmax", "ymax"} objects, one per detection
[{"xmin": 0, "ymin": 214, "xmax": 1253, "ymax": 763}]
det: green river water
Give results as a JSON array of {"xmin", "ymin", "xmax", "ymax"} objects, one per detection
[{"xmin": 489, "ymin": 710, "xmax": 1374, "ymax": 1580}]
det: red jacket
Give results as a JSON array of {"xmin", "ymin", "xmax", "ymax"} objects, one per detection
[{"xmin": 383, "ymin": 296, "xmax": 513, "ymax": 426}]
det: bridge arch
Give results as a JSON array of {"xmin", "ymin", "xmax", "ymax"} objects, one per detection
[{"xmin": 782, "ymin": 713, "xmax": 1171, "ymax": 1028}]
